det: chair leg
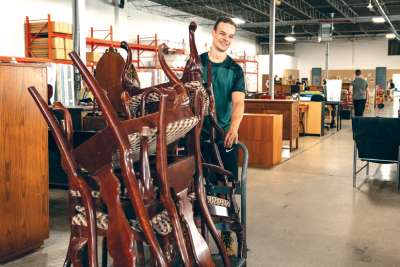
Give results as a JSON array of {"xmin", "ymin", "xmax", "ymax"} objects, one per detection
[
  {"xmin": 353, "ymin": 143, "xmax": 357, "ymax": 188},
  {"xmin": 397, "ymin": 161, "xmax": 400, "ymax": 192},
  {"xmin": 101, "ymin": 237, "xmax": 108, "ymax": 267},
  {"xmin": 136, "ymin": 241, "xmax": 145, "ymax": 266},
  {"xmin": 366, "ymin": 162, "xmax": 370, "ymax": 176},
  {"xmin": 63, "ymin": 235, "xmax": 73, "ymax": 267},
  {"xmin": 70, "ymin": 237, "xmax": 88, "ymax": 267},
  {"xmin": 397, "ymin": 147, "xmax": 400, "ymax": 192}
]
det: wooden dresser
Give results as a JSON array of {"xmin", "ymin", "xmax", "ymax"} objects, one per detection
[
  {"xmin": 239, "ymin": 113, "xmax": 283, "ymax": 168},
  {"xmin": 0, "ymin": 63, "xmax": 49, "ymax": 262},
  {"xmin": 244, "ymin": 99, "xmax": 299, "ymax": 151}
]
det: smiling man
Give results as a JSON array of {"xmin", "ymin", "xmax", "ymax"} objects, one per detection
[
  {"xmin": 201, "ymin": 17, "xmax": 245, "ymax": 149},
  {"xmin": 200, "ymin": 17, "xmax": 246, "ymax": 256}
]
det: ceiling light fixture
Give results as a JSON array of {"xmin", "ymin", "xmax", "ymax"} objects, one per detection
[
  {"xmin": 372, "ymin": 17, "xmax": 385, "ymax": 23},
  {"xmin": 367, "ymin": 0, "xmax": 374, "ymax": 11},
  {"xmin": 285, "ymin": 25, "xmax": 296, "ymax": 42},
  {"xmin": 386, "ymin": 33, "xmax": 396, "ymax": 39},
  {"xmin": 232, "ymin": 17, "xmax": 245, "ymax": 25}
]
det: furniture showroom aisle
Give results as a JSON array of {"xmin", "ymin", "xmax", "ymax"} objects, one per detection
[{"xmin": 247, "ymin": 121, "xmax": 400, "ymax": 267}]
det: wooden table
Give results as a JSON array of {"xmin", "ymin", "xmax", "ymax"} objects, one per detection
[
  {"xmin": 0, "ymin": 63, "xmax": 49, "ymax": 262},
  {"xmin": 244, "ymin": 99, "xmax": 299, "ymax": 151},
  {"xmin": 239, "ymin": 113, "xmax": 283, "ymax": 168}
]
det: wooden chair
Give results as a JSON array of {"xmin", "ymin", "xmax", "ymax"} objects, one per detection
[
  {"xmin": 70, "ymin": 45, "xmax": 225, "ymax": 266},
  {"xmin": 27, "ymin": 89, "xmax": 98, "ymax": 267},
  {"xmin": 119, "ymin": 22, "xmax": 232, "ymax": 267}
]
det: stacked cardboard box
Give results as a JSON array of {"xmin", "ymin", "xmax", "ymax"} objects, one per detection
[
  {"xmin": 29, "ymin": 21, "xmax": 72, "ymax": 35},
  {"xmin": 26, "ymin": 21, "xmax": 73, "ymax": 60},
  {"xmin": 30, "ymin": 37, "xmax": 65, "ymax": 59},
  {"xmin": 64, "ymin": 39, "xmax": 73, "ymax": 60},
  {"xmin": 86, "ymin": 52, "xmax": 102, "ymax": 63}
]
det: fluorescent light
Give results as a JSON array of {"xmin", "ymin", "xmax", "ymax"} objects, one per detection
[
  {"xmin": 232, "ymin": 18, "xmax": 245, "ymax": 25},
  {"xmin": 367, "ymin": 0, "xmax": 373, "ymax": 11},
  {"xmin": 386, "ymin": 33, "xmax": 396, "ymax": 39},
  {"xmin": 285, "ymin": 36, "xmax": 296, "ymax": 42},
  {"xmin": 372, "ymin": 17, "xmax": 385, "ymax": 23}
]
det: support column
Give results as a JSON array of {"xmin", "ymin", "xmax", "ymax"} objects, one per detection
[
  {"xmin": 114, "ymin": 1, "xmax": 120, "ymax": 40},
  {"xmin": 72, "ymin": 0, "xmax": 86, "ymax": 104},
  {"xmin": 325, "ymin": 41, "xmax": 329, "ymax": 80},
  {"xmin": 269, "ymin": 0, "xmax": 276, "ymax": 99}
]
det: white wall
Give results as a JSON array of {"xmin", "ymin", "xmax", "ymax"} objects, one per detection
[
  {"xmin": 295, "ymin": 38, "xmax": 400, "ymax": 79},
  {"xmin": 255, "ymin": 54, "xmax": 298, "ymax": 92},
  {"xmin": 0, "ymin": 0, "xmax": 257, "ymax": 58},
  {"xmin": 257, "ymin": 54, "xmax": 298, "ymax": 77}
]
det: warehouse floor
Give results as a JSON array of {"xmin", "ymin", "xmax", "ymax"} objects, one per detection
[{"xmin": 4, "ymin": 105, "xmax": 400, "ymax": 267}]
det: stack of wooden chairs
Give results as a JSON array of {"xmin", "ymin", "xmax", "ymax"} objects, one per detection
[{"xmin": 28, "ymin": 22, "xmax": 246, "ymax": 267}]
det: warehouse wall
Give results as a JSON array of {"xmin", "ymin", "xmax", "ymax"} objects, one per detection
[
  {"xmin": 257, "ymin": 54, "xmax": 298, "ymax": 77},
  {"xmin": 1, "ymin": 0, "xmax": 257, "ymax": 58},
  {"xmin": 295, "ymin": 38, "xmax": 400, "ymax": 79},
  {"xmin": 256, "ymin": 54, "xmax": 298, "ymax": 92}
]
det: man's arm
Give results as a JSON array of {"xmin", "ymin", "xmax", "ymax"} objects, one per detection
[{"xmin": 224, "ymin": 91, "xmax": 245, "ymax": 148}]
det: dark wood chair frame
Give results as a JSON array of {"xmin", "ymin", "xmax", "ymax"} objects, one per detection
[{"xmin": 69, "ymin": 37, "xmax": 230, "ymax": 266}]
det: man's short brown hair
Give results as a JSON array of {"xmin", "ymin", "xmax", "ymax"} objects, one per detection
[
  {"xmin": 213, "ymin": 17, "xmax": 237, "ymax": 30},
  {"xmin": 355, "ymin": 69, "xmax": 361, "ymax": 76}
]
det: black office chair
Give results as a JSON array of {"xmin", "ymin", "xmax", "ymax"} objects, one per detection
[{"xmin": 352, "ymin": 117, "xmax": 400, "ymax": 191}]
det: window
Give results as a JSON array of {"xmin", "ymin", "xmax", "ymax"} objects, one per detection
[{"xmin": 388, "ymin": 39, "xmax": 400, "ymax": 55}]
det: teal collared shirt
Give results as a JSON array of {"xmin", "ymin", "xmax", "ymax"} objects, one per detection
[{"xmin": 200, "ymin": 52, "xmax": 245, "ymax": 139}]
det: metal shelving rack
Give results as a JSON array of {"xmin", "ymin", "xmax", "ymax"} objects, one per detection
[
  {"xmin": 19, "ymin": 14, "xmax": 186, "ymax": 73},
  {"xmin": 234, "ymin": 51, "xmax": 259, "ymax": 91},
  {"xmin": 25, "ymin": 14, "xmax": 73, "ymax": 64}
]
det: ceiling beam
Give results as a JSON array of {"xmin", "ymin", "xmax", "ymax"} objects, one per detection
[
  {"xmin": 324, "ymin": 0, "xmax": 358, "ymax": 21},
  {"xmin": 281, "ymin": 0, "xmax": 327, "ymax": 19},
  {"xmin": 236, "ymin": 0, "xmax": 299, "ymax": 22},
  {"xmin": 241, "ymin": 14, "xmax": 400, "ymax": 28}
]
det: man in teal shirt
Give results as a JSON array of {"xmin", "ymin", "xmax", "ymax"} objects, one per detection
[
  {"xmin": 201, "ymin": 17, "xmax": 246, "ymax": 148},
  {"xmin": 200, "ymin": 16, "xmax": 246, "ymax": 256}
]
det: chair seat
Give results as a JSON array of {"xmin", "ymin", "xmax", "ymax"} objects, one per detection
[
  {"xmin": 70, "ymin": 194, "xmax": 231, "ymax": 233},
  {"xmin": 127, "ymin": 81, "xmax": 210, "ymax": 116},
  {"xmin": 72, "ymin": 205, "xmax": 173, "ymax": 236},
  {"xmin": 113, "ymin": 116, "xmax": 199, "ymax": 165}
]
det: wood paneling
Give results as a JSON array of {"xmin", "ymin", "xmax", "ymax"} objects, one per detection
[
  {"xmin": 244, "ymin": 99, "xmax": 299, "ymax": 150},
  {"xmin": 0, "ymin": 63, "xmax": 48, "ymax": 262},
  {"xmin": 321, "ymin": 69, "xmax": 376, "ymax": 109},
  {"xmin": 283, "ymin": 69, "xmax": 299, "ymax": 85},
  {"xmin": 239, "ymin": 113, "xmax": 282, "ymax": 168},
  {"xmin": 387, "ymin": 69, "xmax": 400, "ymax": 81}
]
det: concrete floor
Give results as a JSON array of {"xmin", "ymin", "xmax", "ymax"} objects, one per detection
[{"xmin": 4, "ymin": 103, "xmax": 400, "ymax": 267}]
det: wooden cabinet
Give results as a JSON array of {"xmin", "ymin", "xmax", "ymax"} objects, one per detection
[
  {"xmin": 0, "ymin": 63, "xmax": 48, "ymax": 262},
  {"xmin": 244, "ymin": 99, "xmax": 299, "ymax": 151},
  {"xmin": 299, "ymin": 101, "xmax": 324, "ymax": 135},
  {"xmin": 239, "ymin": 113, "xmax": 282, "ymax": 168}
]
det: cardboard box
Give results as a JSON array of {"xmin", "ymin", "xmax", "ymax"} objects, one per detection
[
  {"xmin": 65, "ymin": 49, "xmax": 73, "ymax": 60},
  {"xmin": 86, "ymin": 52, "xmax": 102, "ymax": 63},
  {"xmin": 31, "ymin": 48, "xmax": 66, "ymax": 60},
  {"xmin": 31, "ymin": 37, "xmax": 65, "ymax": 49},
  {"xmin": 28, "ymin": 21, "xmax": 72, "ymax": 34},
  {"xmin": 64, "ymin": 39, "xmax": 73, "ymax": 50}
]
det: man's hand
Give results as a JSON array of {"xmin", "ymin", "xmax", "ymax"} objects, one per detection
[
  {"xmin": 224, "ymin": 127, "xmax": 238, "ymax": 148},
  {"xmin": 225, "ymin": 91, "xmax": 245, "ymax": 148}
]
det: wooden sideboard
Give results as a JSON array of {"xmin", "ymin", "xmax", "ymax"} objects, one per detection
[
  {"xmin": 0, "ymin": 63, "xmax": 49, "ymax": 262},
  {"xmin": 244, "ymin": 99, "xmax": 299, "ymax": 151},
  {"xmin": 239, "ymin": 113, "xmax": 283, "ymax": 168}
]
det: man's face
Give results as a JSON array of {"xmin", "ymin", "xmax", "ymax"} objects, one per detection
[{"xmin": 212, "ymin": 22, "xmax": 236, "ymax": 52}]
